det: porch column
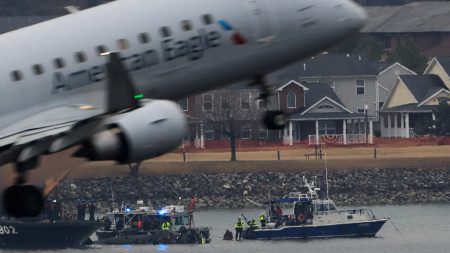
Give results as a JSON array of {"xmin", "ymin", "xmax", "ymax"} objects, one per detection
[
  {"xmin": 393, "ymin": 113, "xmax": 398, "ymax": 137},
  {"xmin": 200, "ymin": 123, "xmax": 205, "ymax": 148},
  {"xmin": 400, "ymin": 112, "xmax": 405, "ymax": 138},
  {"xmin": 283, "ymin": 125, "xmax": 288, "ymax": 145},
  {"xmin": 405, "ymin": 113, "xmax": 410, "ymax": 138},
  {"xmin": 194, "ymin": 124, "xmax": 200, "ymax": 147},
  {"xmin": 343, "ymin": 120, "xmax": 347, "ymax": 145},
  {"xmin": 369, "ymin": 120, "xmax": 373, "ymax": 144},
  {"xmin": 289, "ymin": 121, "xmax": 293, "ymax": 146},
  {"xmin": 387, "ymin": 114, "xmax": 392, "ymax": 137},
  {"xmin": 315, "ymin": 120, "xmax": 319, "ymax": 145},
  {"xmin": 432, "ymin": 113, "xmax": 436, "ymax": 129},
  {"xmin": 380, "ymin": 115, "xmax": 385, "ymax": 137}
]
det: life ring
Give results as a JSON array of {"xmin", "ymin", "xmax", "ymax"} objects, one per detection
[{"xmin": 298, "ymin": 213, "xmax": 305, "ymax": 222}]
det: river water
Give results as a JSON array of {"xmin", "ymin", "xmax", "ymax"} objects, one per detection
[{"xmin": 2, "ymin": 204, "xmax": 449, "ymax": 253}]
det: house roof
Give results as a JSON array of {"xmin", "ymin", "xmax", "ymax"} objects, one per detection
[
  {"xmin": 399, "ymin": 75, "xmax": 447, "ymax": 102},
  {"xmin": 303, "ymin": 83, "xmax": 344, "ymax": 108},
  {"xmin": 293, "ymin": 54, "xmax": 379, "ymax": 77},
  {"xmin": 290, "ymin": 112, "xmax": 367, "ymax": 121},
  {"xmin": 363, "ymin": 2, "xmax": 450, "ymax": 33},
  {"xmin": 435, "ymin": 56, "xmax": 450, "ymax": 75},
  {"xmin": 381, "ymin": 103, "xmax": 436, "ymax": 113}
]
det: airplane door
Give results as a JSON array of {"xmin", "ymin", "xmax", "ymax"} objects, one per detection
[{"xmin": 245, "ymin": 0, "xmax": 275, "ymax": 42}]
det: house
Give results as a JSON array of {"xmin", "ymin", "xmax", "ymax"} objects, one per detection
[
  {"xmin": 271, "ymin": 53, "xmax": 379, "ymax": 118},
  {"xmin": 423, "ymin": 56, "xmax": 450, "ymax": 88},
  {"xmin": 380, "ymin": 75, "xmax": 449, "ymax": 138},
  {"xmin": 375, "ymin": 62, "xmax": 416, "ymax": 117},
  {"xmin": 279, "ymin": 81, "xmax": 372, "ymax": 145},
  {"xmin": 363, "ymin": 2, "xmax": 450, "ymax": 57}
]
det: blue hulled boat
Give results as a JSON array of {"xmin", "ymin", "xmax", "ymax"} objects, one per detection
[{"xmin": 243, "ymin": 177, "xmax": 388, "ymax": 240}]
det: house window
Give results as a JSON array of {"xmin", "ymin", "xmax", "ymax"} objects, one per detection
[
  {"xmin": 220, "ymin": 94, "xmax": 230, "ymax": 111},
  {"xmin": 356, "ymin": 80, "xmax": 365, "ymax": 95},
  {"xmin": 32, "ymin": 64, "xmax": 44, "ymax": 75},
  {"xmin": 319, "ymin": 121, "xmax": 336, "ymax": 135},
  {"xmin": 241, "ymin": 93, "xmax": 250, "ymax": 109},
  {"xmin": 287, "ymin": 92, "xmax": 296, "ymax": 108},
  {"xmin": 203, "ymin": 94, "xmax": 213, "ymax": 111},
  {"xmin": 318, "ymin": 105, "xmax": 333, "ymax": 109},
  {"xmin": 117, "ymin": 38, "xmax": 130, "ymax": 50},
  {"xmin": 357, "ymin": 108, "xmax": 365, "ymax": 114},
  {"xmin": 241, "ymin": 124, "xmax": 251, "ymax": 139},
  {"xmin": 204, "ymin": 128, "xmax": 214, "ymax": 140},
  {"xmin": 178, "ymin": 98, "xmax": 188, "ymax": 111},
  {"xmin": 11, "ymin": 70, "xmax": 23, "ymax": 81},
  {"xmin": 257, "ymin": 92, "xmax": 266, "ymax": 109},
  {"xmin": 259, "ymin": 129, "xmax": 268, "ymax": 139}
]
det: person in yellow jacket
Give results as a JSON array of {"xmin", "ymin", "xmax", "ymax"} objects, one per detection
[
  {"xmin": 161, "ymin": 221, "xmax": 171, "ymax": 231},
  {"xmin": 235, "ymin": 217, "xmax": 244, "ymax": 240},
  {"xmin": 259, "ymin": 213, "xmax": 266, "ymax": 228}
]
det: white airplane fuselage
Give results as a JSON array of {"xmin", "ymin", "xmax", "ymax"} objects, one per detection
[{"xmin": 0, "ymin": 0, "xmax": 367, "ymax": 130}]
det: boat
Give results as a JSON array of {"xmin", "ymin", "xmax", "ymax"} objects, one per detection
[
  {"xmin": 243, "ymin": 177, "xmax": 388, "ymax": 240},
  {"xmin": 0, "ymin": 219, "xmax": 100, "ymax": 249},
  {"xmin": 95, "ymin": 201, "xmax": 211, "ymax": 245}
]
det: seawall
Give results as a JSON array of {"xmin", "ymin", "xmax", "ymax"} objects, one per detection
[{"xmin": 56, "ymin": 167, "xmax": 450, "ymax": 211}]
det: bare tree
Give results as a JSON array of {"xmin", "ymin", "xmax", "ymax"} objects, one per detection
[{"xmin": 195, "ymin": 90, "xmax": 262, "ymax": 161}]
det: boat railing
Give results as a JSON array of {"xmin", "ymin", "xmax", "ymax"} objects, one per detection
[{"xmin": 337, "ymin": 209, "xmax": 376, "ymax": 219}]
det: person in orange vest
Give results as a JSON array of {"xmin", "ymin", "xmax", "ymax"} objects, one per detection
[{"xmin": 137, "ymin": 218, "xmax": 143, "ymax": 230}]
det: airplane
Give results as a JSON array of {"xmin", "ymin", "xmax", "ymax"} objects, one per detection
[{"xmin": 0, "ymin": 0, "xmax": 367, "ymax": 217}]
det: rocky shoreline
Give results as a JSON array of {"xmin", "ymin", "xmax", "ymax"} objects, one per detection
[{"xmin": 56, "ymin": 167, "xmax": 450, "ymax": 212}]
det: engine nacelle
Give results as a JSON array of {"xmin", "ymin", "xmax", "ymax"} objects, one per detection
[{"xmin": 77, "ymin": 100, "xmax": 187, "ymax": 163}]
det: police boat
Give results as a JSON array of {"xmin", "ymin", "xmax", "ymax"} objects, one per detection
[
  {"xmin": 243, "ymin": 177, "xmax": 388, "ymax": 240},
  {"xmin": 95, "ymin": 201, "xmax": 210, "ymax": 245}
]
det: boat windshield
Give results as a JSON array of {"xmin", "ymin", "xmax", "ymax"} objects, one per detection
[{"xmin": 314, "ymin": 200, "xmax": 337, "ymax": 212}]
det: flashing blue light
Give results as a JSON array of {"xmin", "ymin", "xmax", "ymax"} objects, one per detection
[
  {"xmin": 121, "ymin": 244, "xmax": 134, "ymax": 250},
  {"xmin": 158, "ymin": 209, "xmax": 167, "ymax": 215},
  {"xmin": 157, "ymin": 244, "xmax": 169, "ymax": 251},
  {"xmin": 126, "ymin": 208, "xmax": 131, "ymax": 213}
]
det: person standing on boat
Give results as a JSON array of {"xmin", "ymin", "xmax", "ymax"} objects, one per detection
[
  {"xmin": 259, "ymin": 213, "xmax": 266, "ymax": 228},
  {"xmin": 235, "ymin": 217, "xmax": 244, "ymax": 241},
  {"xmin": 162, "ymin": 221, "xmax": 171, "ymax": 231},
  {"xmin": 88, "ymin": 200, "xmax": 96, "ymax": 221}
]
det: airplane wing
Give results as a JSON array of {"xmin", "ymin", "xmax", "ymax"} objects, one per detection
[{"xmin": 0, "ymin": 52, "xmax": 139, "ymax": 168}]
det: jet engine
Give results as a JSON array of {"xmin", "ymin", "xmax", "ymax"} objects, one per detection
[{"xmin": 76, "ymin": 100, "xmax": 187, "ymax": 163}]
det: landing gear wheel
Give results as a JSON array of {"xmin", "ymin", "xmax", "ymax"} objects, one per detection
[
  {"xmin": 3, "ymin": 185, "xmax": 44, "ymax": 218},
  {"xmin": 263, "ymin": 111, "xmax": 288, "ymax": 130}
]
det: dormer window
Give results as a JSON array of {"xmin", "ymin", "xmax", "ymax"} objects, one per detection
[{"xmin": 287, "ymin": 92, "xmax": 296, "ymax": 108}]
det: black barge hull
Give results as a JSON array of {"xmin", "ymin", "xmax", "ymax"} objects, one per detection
[{"xmin": 0, "ymin": 220, "xmax": 99, "ymax": 249}]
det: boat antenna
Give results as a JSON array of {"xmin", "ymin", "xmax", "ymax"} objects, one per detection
[
  {"xmin": 323, "ymin": 143, "xmax": 329, "ymax": 200},
  {"xmin": 110, "ymin": 186, "xmax": 115, "ymax": 211}
]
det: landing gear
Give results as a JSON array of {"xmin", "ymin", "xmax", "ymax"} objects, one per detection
[
  {"xmin": 252, "ymin": 74, "xmax": 288, "ymax": 130},
  {"xmin": 2, "ymin": 158, "xmax": 44, "ymax": 218},
  {"xmin": 263, "ymin": 111, "xmax": 288, "ymax": 130}
]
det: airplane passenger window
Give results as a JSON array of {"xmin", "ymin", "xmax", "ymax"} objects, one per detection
[
  {"xmin": 96, "ymin": 45, "xmax": 108, "ymax": 55},
  {"xmin": 53, "ymin": 58, "xmax": 66, "ymax": 69},
  {"xmin": 159, "ymin": 26, "xmax": 172, "ymax": 38},
  {"xmin": 11, "ymin": 70, "xmax": 23, "ymax": 81},
  {"xmin": 117, "ymin": 38, "xmax": 130, "ymax": 50},
  {"xmin": 138, "ymin": 33, "xmax": 150, "ymax": 44},
  {"xmin": 75, "ymin": 51, "xmax": 87, "ymax": 63},
  {"xmin": 32, "ymin": 64, "xmax": 44, "ymax": 75},
  {"xmin": 180, "ymin": 20, "xmax": 193, "ymax": 31},
  {"xmin": 202, "ymin": 14, "xmax": 214, "ymax": 25}
]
